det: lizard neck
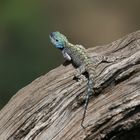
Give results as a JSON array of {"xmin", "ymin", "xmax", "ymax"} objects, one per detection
[{"xmin": 65, "ymin": 41, "xmax": 74, "ymax": 48}]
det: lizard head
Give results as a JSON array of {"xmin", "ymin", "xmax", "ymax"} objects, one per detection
[{"xmin": 49, "ymin": 31, "xmax": 68, "ymax": 49}]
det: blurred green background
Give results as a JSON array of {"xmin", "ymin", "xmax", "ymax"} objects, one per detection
[{"xmin": 0, "ymin": 0, "xmax": 140, "ymax": 109}]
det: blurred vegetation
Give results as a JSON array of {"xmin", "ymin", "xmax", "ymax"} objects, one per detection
[{"xmin": 0, "ymin": 0, "xmax": 140, "ymax": 109}]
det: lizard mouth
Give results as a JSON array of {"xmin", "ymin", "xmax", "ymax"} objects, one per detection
[
  {"xmin": 50, "ymin": 32, "xmax": 53, "ymax": 38},
  {"xmin": 49, "ymin": 33, "xmax": 53, "ymax": 39},
  {"xmin": 49, "ymin": 34, "xmax": 56, "ymax": 43}
]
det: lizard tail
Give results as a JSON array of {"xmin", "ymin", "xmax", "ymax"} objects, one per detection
[{"xmin": 81, "ymin": 74, "xmax": 94, "ymax": 129}]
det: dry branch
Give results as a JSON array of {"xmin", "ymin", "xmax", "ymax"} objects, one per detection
[{"xmin": 0, "ymin": 31, "xmax": 140, "ymax": 140}]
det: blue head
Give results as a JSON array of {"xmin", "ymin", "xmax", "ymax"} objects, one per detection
[{"xmin": 49, "ymin": 31, "xmax": 68, "ymax": 49}]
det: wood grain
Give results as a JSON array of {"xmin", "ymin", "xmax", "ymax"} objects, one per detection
[{"xmin": 0, "ymin": 30, "xmax": 140, "ymax": 140}]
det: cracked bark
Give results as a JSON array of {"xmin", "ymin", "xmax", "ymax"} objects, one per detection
[{"xmin": 0, "ymin": 30, "xmax": 140, "ymax": 140}]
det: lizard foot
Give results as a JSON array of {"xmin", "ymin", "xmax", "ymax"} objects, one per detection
[{"xmin": 74, "ymin": 72, "xmax": 87, "ymax": 85}]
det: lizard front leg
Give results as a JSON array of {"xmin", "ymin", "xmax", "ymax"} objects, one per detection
[{"xmin": 62, "ymin": 49, "xmax": 71, "ymax": 61}]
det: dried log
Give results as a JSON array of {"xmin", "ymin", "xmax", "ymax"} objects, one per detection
[{"xmin": 0, "ymin": 31, "xmax": 140, "ymax": 140}]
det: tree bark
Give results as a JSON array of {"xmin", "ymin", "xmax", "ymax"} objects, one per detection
[{"xmin": 0, "ymin": 31, "xmax": 140, "ymax": 140}]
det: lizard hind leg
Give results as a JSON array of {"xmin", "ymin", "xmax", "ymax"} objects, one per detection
[{"xmin": 74, "ymin": 65, "xmax": 87, "ymax": 83}]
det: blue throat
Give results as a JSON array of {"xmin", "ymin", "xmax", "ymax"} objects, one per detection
[{"xmin": 56, "ymin": 44, "xmax": 64, "ymax": 49}]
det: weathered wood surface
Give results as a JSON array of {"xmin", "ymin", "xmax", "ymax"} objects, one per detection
[{"xmin": 0, "ymin": 31, "xmax": 140, "ymax": 140}]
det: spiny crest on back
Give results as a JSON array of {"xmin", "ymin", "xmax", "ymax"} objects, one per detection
[{"xmin": 49, "ymin": 31, "xmax": 68, "ymax": 49}]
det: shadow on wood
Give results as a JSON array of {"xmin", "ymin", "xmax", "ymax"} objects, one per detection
[{"xmin": 0, "ymin": 31, "xmax": 140, "ymax": 140}]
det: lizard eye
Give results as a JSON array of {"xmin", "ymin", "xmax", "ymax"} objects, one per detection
[{"xmin": 55, "ymin": 39, "xmax": 59, "ymax": 42}]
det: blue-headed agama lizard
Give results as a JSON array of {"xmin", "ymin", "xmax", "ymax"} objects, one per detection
[{"xmin": 49, "ymin": 31, "xmax": 96, "ymax": 129}]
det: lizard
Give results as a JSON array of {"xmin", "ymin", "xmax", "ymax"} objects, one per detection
[{"xmin": 49, "ymin": 31, "xmax": 95, "ymax": 129}]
